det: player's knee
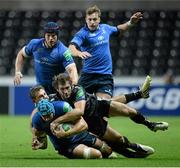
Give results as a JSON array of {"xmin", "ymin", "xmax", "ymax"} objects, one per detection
[
  {"xmin": 127, "ymin": 108, "xmax": 137, "ymax": 117},
  {"xmin": 83, "ymin": 147, "xmax": 102, "ymax": 159},
  {"xmin": 94, "ymin": 150, "xmax": 102, "ymax": 159}
]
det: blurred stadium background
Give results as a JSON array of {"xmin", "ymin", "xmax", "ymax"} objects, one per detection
[{"xmin": 0, "ymin": 0, "xmax": 179, "ymax": 116}]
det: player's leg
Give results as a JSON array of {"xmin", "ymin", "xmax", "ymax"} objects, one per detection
[
  {"xmin": 96, "ymin": 92, "xmax": 112, "ymax": 99},
  {"xmin": 78, "ymin": 73, "xmax": 97, "ymax": 94},
  {"xmin": 80, "ymin": 73, "xmax": 113, "ymax": 99},
  {"xmin": 92, "ymin": 136, "xmax": 112, "ymax": 158},
  {"xmin": 102, "ymin": 125, "xmax": 154, "ymax": 158},
  {"xmin": 109, "ymin": 101, "xmax": 168, "ymax": 132},
  {"xmin": 79, "ymin": 74, "xmax": 112, "ymax": 99},
  {"xmin": 96, "ymin": 75, "xmax": 113, "ymax": 99},
  {"xmin": 111, "ymin": 75, "xmax": 152, "ymax": 103},
  {"xmin": 72, "ymin": 144, "xmax": 102, "ymax": 159},
  {"xmin": 77, "ymin": 129, "xmax": 112, "ymax": 158},
  {"xmin": 84, "ymin": 116, "xmax": 152, "ymax": 158}
]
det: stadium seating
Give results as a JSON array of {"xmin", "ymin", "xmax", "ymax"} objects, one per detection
[{"xmin": 0, "ymin": 10, "xmax": 179, "ymax": 76}]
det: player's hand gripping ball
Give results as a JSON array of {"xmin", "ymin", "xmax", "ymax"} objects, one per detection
[{"xmin": 51, "ymin": 122, "xmax": 73, "ymax": 138}]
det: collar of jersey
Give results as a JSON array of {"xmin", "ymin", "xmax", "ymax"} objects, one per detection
[
  {"xmin": 42, "ymin": 39, "xmax": 59, "ymax": 49},
  {"xmin": 85, "ymin": 24, "xmax": 100, "ymax": 33}
]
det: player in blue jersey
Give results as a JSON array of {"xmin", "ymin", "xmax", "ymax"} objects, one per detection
[
  {"xmin": 69, "ymin": 5, "xmax": 143, "ymax": 99},
  {"xmin": 31, "ymin": 98, "xmax": 112, "ymax": 159},
  {"xmin": 14, "ymin": 21, "xmax": 78, "ymax": 94}
]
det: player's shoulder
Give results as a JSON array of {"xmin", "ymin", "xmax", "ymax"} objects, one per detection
[
  {"xmin": 29, "ymin": 38, "xmax": 43, "ymax": 45},
  {"xmin": 51, "ymin": 100, "xmax": 63, "ymax": 107},
  {"xmin": 26, "ymin": 38, "xmax": 44, "ymax": 51},
  {"xmin": 73, "ymin": 85, "xmax": 84, "ymax": 93},
  {"xmin": 73, "ymin": 84, "xmax": 82, "ymax": 90},
  {"xmin": 32, "ymin": 111, "xmax": 41, "ymax": 123},
  {"xmin": 56, "ymin": 40, "xmax": 65, "ymax": 46},
  {"xmin": 77, "ymin": 26, "xmax": 88, "ymax": 35},
  {"xmin": 49, "ymin": 93, "xmax": 59, "ymax": 101},
  {"xmin": 73, "ymin": 85, "xmax": 86, "ymax": 99},
  {"xmin": 56, "ymin": 41, "xmax": 68, "ymax": 51},
  {"xmin": 100, "ymin": 23, "xmax": 108, "ymax": 27},
  {"xmin": 100, "ymin": 23, "xmax": 112, "ymax": 29},
  {"xmin": 52, "ymin": 100, "xmax": 72, "ymax": 114},
  {"xmin": 52, "ymin": 100, "xmax": 70, "ymax": 108}
]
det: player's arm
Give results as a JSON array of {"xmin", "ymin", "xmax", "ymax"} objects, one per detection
[
  {"xmin": 52, "ymin": 100, "xmax": 86, "ymax": 125},
  {"xmin": 30, "ymin": 108, "xmax": 38, "ymax": 132},
  {"xmin": 32, "ymin": 127, "xmax": 47, "ymax": 150},
  {"xmin": 14, "ymin": 47, "xmax": 25, "ymax": 85},
  {"xmin": 117, "ymin": 12, "xmax": 143, "ymax": 34},
  {"xmin": 111, "ymin": 75, "xmax": 152, "ymax": 103},
  {"xmin": 65, "ymin": 63, "xmax": 78, "ymax": 85},
  {"xmin": 52, "ymin": 117, "xmax": 88, "ymax": 138},
  {"xmin": 69, "ymin": 43, "xmax": 91, "ymax": 59}
]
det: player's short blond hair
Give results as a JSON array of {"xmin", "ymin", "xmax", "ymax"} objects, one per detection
[{"xmin": 86, "ymin": 5, "xmax": 101, "ymax": 17}]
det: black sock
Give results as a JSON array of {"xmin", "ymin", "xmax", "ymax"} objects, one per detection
[
  {"xmin": 130, "ymin": 112, "xmax": 151, "ymax": 127},
  {"xmin": 121, "ymin": 136, "xmax": 131, "ymax": 148},
  {"xmin": 125, "ymin": 91, "xmax": 142, "ymax": 103},
  {"xmin": 106, "ymin": 139, "xmax": 137, "ymax": 158},
  {"xmin": 106, "ymin": 136, "xmax": 147, "ymax": 158}
]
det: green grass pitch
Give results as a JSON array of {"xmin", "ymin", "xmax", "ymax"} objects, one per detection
[{"xmin": 0, "ymin": 115, "xmax": 180, "ymax": 167}]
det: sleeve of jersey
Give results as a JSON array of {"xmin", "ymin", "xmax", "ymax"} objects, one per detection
[
  {"xmin": 106, "ymin": 24, "xmax": 120, "ymax": 35},
  {"xmin": 62, "ymin": 49, "xmax": 74, "ymax": 68},
  {"xmin": 59, "ymin": 42, "xmax": 74, "ymax": 68},
  {"xmin": 75, "ymin": 87, "xmax": 86, "ymax": 102},
  {"xmin": 24, "ymin": 39, "xmax": 36, "ymax": 58},
  {"xmin": 63, "ymin": 102, "xmax": 73, "ymax": 113},
  {"xmin": 32, "ymin": 114, "xmax": 42, "ymax": 130},
  {"xmin": 70, "ymin": 30, "xmax": 84, "ymax": 49}
]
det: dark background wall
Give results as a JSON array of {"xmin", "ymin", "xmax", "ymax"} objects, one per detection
[
  {"xmin": 0, "ymin": 87, "xmax": 9, "ymax": 114},
  {"xmin": 1, "ymin": 0, "xmax": 180, "ymax": 10}
]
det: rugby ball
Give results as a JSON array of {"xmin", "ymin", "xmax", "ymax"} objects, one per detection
[{"xmin": 58, "ymin": 123, "xmax": 73, "ymax": 132}]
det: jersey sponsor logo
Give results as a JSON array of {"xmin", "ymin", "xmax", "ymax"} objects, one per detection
[
  {"xmin": 41, "ymin": 57, "xmax": 49, "ymax": 61},
  {"xmin": 90, "ymin": 40, "xmax": 108, "ymax": 47},
  {"xmin": 34, "ymin": 59, "xmax": 58, "ymax": 66},
  {"xmin": 114, "ymin": 86, "xmax": 180, "ymax": 111},
  {"xmin": 102, "ymin": 28, "xmax": 106, "ymax": 34},
  {"xmin": 63, "ymin": 50, "xmax": 73, "ymax": 61},
  {"xmin": 98, "ymin": 36, "xmax": 104, "ymax": 41}
]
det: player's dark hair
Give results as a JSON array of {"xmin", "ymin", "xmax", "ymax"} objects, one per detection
[
  {"xmin": 29, "ymin": 85, "xmax": 45, "ymax": 100},
  {"xmin": 86, "ymin": 5, "xmax": 101, "ymax": 17},
  {"xmin": 52, "ymin": 73, "xmax": 72, "ymax": 89}
]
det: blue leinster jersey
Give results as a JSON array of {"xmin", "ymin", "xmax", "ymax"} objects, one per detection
[
  {"xmin": 32, "ymin": 100, "xmax": 88, "ymax": 151},
  {"xmin": 23, "ymin": 38, "xmax": 74, "ymax": 86},
  {"xmin": 71, "ymin": 24, "xmax": 119, "ymax": 74}
]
